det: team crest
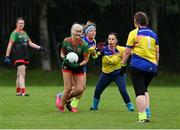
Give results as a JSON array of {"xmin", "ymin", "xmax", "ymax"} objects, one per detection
[{"xmin": 23, "ymin": 38, "xmax": 28, "ymax": 47}]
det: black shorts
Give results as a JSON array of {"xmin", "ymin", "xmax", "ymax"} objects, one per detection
[
  {"xmin": 62, "ymin": 64, "xmax": 84, "ymax": 76},
  {"xmin": 14, "ymin": 59, "xmax": 29, "ymax": 67},
  {"xmin": 130, "ymin": 67, "xmax": 155, "ymax": 97}
]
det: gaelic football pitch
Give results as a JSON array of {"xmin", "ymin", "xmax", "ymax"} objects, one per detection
[{"xmin": 0, "ymin": 85, "xmax": 180, "ymax": 129}]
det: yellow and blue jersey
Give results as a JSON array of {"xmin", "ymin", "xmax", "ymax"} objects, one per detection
[
  {"xmin": 126, "ymin": 27, "xmax": 159, "ymax": 72},
  {"xmin": 82, "ymin": 35, "xmax": 96, "ymax": 72},
  {"xmin": 82, "ymin": 36, "xmax": 96, "ymax": 54},
  {"xmin": 100, "ymin": 45, "xmax": 125, "ymax": 73}
]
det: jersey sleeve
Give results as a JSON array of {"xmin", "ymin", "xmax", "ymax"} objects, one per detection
[
  {"xmin": 126, "ymin": 29, "xmax": 138, "ymax": 48},
  {"xmin": 9, "ymin": 31, "xmax": 17, "ymax": 43},
  {"xmin": 60, "ymin": 38, "xmax": 67, "ymax": 54},
  {"xmin": 62, "ymin": 38, "xmax": 67, "ymax": 49},
  {"xmin": 83, "ymin": 41, "xmax": 89, "ymax": 53}
]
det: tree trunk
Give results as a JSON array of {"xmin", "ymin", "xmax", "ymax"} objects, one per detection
[
  {"xmin": 39, "ymin": 0, "xmax": 51, "ymax": 71},
  {"xmin": 149, "ymin": 0, "xmax": 158, "ymax": 33}
]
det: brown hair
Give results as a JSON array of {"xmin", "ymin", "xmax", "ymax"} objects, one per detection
[
  {"xmin": 16, "ymin": 17, "xmax": 24, "ymax": 24},
  {"xmin": 84, "ymin": 20, "xmax": 96, "ymax": 30},
  {"xmin": 108, "ymin": 32, "xmax": 118, "ymax": 40},
  {"xmin": 83, "ymin": 20, "xmax": 96, "ymax": 35},
  {"xmin": 134, "ymin": 11, "xmax": 148, "ymax": 26}
]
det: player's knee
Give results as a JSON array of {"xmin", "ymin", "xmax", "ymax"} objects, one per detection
[
  {"xmin": 64, "ymin": 87, "xmax": 71, "ymax": 94},
  {"xmin": 64, "ymin": 82, "xmax": 73, "ymax": 87},
  {"xmin": 76, "ymin": 87, "xmax": 84, "ymax": 94},
  {"xmin": 19, "ymin": 73, "xmax": 26, "ymax": 78},
  {"xmin": 135, "ymin": 90, "xmax": 145, "ymax": 97}
]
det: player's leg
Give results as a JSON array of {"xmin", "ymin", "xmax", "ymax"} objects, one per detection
[
  {"xmin": 70, "ymin": 72, "xmax": 86, "ymax": 110},
  {"xmin": 68, "ymin": 74, "xmax": 85, "ymax": 99},
  {"xmin": 145, "ymin": 92, "xmax": 151, "ymax": 119},
  {"xmin": 65, "ymin": 78, "xmax": 75, "ymax": 111},
  {"xmin": 68, "ymin": 74, "xmax": 85, "ymax": 112},
  {"xmin": 90, "ymin": 73, "xmax": 111, "ymax": 110},
  {"xmin": 58, "ymin": 71, "xmax": 73, "ymax": 112},
  {"xmin": 144, "ymin": 72, "xmax": 155, "ymax": 119},
  {"xmin": 17, "ymin": 64, "xmax": 28, "ymax": 96},
  {"xmin": 114, "ymin": 74, "xmax": 134, "ymax": 111},
  {"xmin": 16, "ymin": 75, "xmax": 21, "ymax": 96},
  {"xmin": 71, "ymin": 94, "xmax": 82, "ymax": 108},
  {"xmin": 130, "ymin": 67, "xmax": 149, "ymax": 122}
]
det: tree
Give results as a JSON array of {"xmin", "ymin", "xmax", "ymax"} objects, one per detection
[{"xmin": 36, "ymin": 0, "xmax": 51, "ymax": 71}]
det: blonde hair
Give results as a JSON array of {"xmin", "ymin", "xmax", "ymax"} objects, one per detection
[{"xmin": 71, "ymin": 23, "xmax": 83, "ymax": 36}]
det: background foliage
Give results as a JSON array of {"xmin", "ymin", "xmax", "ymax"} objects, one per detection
[{"xmin": 0, "ymin": 0, "xmax": 180, "ymax": 72}]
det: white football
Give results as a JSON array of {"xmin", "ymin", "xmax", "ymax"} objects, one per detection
[{"xmin": 66, "ymin": 52, "xmax": 79, "ymax": 63}]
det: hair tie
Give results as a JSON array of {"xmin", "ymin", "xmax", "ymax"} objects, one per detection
[{"xmin": 85, "ymin": 25, "xmax": 96, "ymax": 34}]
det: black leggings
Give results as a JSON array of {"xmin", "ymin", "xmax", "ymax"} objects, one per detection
[{"xmin": 130, "ymin": 67, "xmax": 155, "ymax": 97}]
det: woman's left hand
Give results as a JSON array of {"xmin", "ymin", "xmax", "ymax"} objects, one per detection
[{"xmin": 69, "ymin": 62, "xmax": 79, "ymax": 68}]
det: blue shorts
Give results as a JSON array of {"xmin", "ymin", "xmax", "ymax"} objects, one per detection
[{"xmin": 83, "ymin": 65, "xmax": 87, "ymax": 72}]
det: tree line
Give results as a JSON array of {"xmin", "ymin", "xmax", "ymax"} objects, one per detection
[{"xmin": 0, "ymin": 0, "xmax": 180, "ymax": 72}]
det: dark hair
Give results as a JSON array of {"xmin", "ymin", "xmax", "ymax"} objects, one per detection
[
  {"xmin": 84, "ymin": 20, "xmax": 96, "ymax": 30},
  {"xmin": 16, "ymin": 17, "xmax": 24, "ymax": 24},
  {"xmin": 86, "ymin": 20, "xmax": 96, "ymax": 26},
  {"xmin": 108, "ymin": 32, "xmax": 118, "ymax": 40},
  {"xmin": 134, "ymin": 11, "xmax": 148, "ymax": 26}
]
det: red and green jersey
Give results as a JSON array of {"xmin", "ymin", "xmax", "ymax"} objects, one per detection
[
  {"xmin": 9, "ymin": 29, "xmax": 31, "ymax": 60},
  {"xmin": 62, "ymin": 37, "xmax": 88, "ymax": 63}
]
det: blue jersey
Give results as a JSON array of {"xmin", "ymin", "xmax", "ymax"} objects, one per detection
[
  {"xmin": 82, "ymin": 36, "xmax": 96, "ymax": 49},
  {"xmin": 126, "ymin": 27, "xmax": 159, "ymax": 72},
  {"xmin": 82, "ymin": 36, "xmax": 96, "ymax": 72}
]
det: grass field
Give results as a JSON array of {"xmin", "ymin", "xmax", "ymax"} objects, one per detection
[
  {"xmin": 1, "ymin": 85, "xmax": 180, "ymax": 129},
  {"xmin": 0, "ymin": 68, "xmax": 180, "ymax": 129}
]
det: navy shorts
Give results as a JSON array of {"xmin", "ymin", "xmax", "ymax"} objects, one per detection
[{"xmin": 130, "ymin": 67, "xmax": 155, "ymax": 97}]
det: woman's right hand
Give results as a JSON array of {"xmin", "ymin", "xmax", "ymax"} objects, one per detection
[
  {"xmin": 4, "ymin": 56, "xmax": 11, "ymax": 65},
  {"xmin": 62, "ymin": 57, "xmax": 69, "ymax": 64}
]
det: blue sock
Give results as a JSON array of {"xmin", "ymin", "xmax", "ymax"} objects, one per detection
[
  {"xmin": 126, "ymin": 102, "xmax": 135, "ymax": 111},
  {"xmin": 146, "ymin": 107, "xmax": 151, "ymax": 119},
  {"xmin": 92, "ymin": 98, "xmax": 99, "ymax": 109}
]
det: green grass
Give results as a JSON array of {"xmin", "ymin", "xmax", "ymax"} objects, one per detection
[
  {"xmin": 1, "ymin": 86, "xmax": 180, "ymax": 129},
  {"xmin": 1, "ymin": 68, "xmax": 180, "ymax": 128},
  {"xmin": 1, "ymin": 68, "xmax": 180, "ymax": 86}
]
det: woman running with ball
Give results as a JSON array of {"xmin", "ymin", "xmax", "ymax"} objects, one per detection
[
  {"xmin": 55, "ymin": 23, "xmax": 89, "ymax": 112},
  {"xmin": 66, "ymin": 21, "xmax": 97, "ymax": 112}
]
